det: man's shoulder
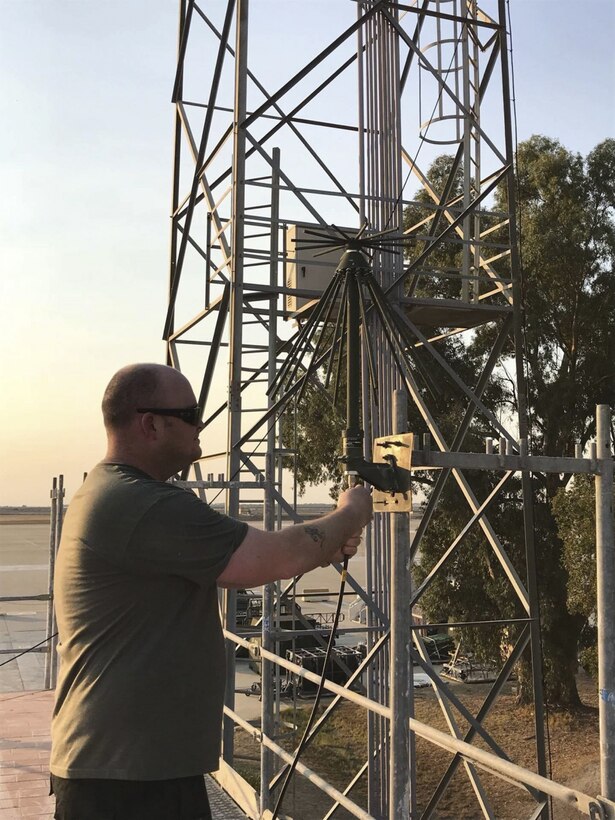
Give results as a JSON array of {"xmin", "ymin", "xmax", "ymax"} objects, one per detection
[
  {"xmin": 83, "ymin": 463, "xmax": 212, "ymax": 518},
  {"xmin": 66, "ymin": 463, "xmax": 183, "ymax": 528},
  {"xmin": 84, "ymin": 463, "xmax": 173, "ymax": 500},
  {"xmin": 61, "ymin": 464, "xmax": 200, "ymax": 556}
]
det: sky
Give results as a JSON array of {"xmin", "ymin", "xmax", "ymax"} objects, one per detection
[{"xmin": 1, "ymin": 0, "xmax": 613, "ymax": 507}]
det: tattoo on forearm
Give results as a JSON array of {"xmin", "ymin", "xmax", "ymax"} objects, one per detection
[{"xmin": 304, "ymin": 525, "xmax": 325, "ymax": 550}]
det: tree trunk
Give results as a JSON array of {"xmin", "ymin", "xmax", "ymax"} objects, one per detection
[
  {"xmin": 514, "ymin": 613, "xmax": 583, "ymax": 708},
  {"xmin": 541, "ymin": 609, "xmax": 584, "ymax": 708}
]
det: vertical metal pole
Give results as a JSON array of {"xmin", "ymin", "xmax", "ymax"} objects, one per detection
[
  {"xmin": 596, "ymin": 404, "xmax": 615, "ymax": 799},
  {"xmin": 263, "ymin": 146, "xmax": 280, "ymax": 533},
  {"xmin": 469, "ymin": 0, "xmax": 481, "ymax": 303},
  {"xmin": 357, "ymin": 4, "xmax": 366, "ymax": 227},
  {"xmin": 260, "ymin": 146, "xmax": 280, "ymax": 815},
  {"xmin": 50, "ymin": 474, "xmax": 65, "ymax": 689},
  {"xmin": 461, "ymin": 0, "xmax": 472, "ymax": 302},
  {"xmin": 166, "ymin": 0, "xmax": 186, "ymax": 365},
  {"xmin": 226, "ymin": 0, "xmax": 248, "ymax": 517},
  {"xmin": 498, "ymin": 1, "xmax": 549, "ymax": 811},
  {"xmin": 260, "ymin": 578, "xmax": 273, "ymax": 814},
  {"xmin": 357, "ymin": 28, "xmax": 379, "ymax": 810},
  {"xmin": 360, "ymin": 10, "xmax": 380, "ymax": 815},
  {"xmin": 223, "ymin": 0, "xmax": 249, "ymax": 766},
  {"xmin": 389, "ymin": 390, "xmax": 416, "ymax": 819},
  {"xmin": 44, "ymin": 477, "xmax": 58, "ymax": 689}
]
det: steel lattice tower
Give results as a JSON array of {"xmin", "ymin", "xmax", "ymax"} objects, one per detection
[{"xmin": 163, "ymin": 2, "xmax": 553, "ymax": 818}]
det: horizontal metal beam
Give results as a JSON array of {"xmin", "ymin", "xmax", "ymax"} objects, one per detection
[
  {"xmin": 0, "ymin": 594, "xmax": 51, "ymax": 602},
  {"xmin": 409, "ymin": 449, "xmax": 600, "ymax": 475}
]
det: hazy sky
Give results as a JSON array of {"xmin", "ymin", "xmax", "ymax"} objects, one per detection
[{"xmin": 1, "ymin": 0, "xmax": 613, "ymax": 506}]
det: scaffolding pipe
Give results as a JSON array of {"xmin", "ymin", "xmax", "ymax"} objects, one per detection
[
  {"xmin": 50, "ymin": 475, "xmax": 64, "ymax": 687},
  {"xmin": 597, "ymin": 404, "xmax": 615, "ymax": 800},
  {"xmin": 260, "ymin": 145, "xmax": 280, "ymax": 815},
  {"xmin": 222, "ymin": 0, "xmax": 249, "ymax": 766},
  {"xmin": 389, "ymin": 389, "xmax": 415, "ymax": 820},
  {"xmin": 44, "ymin": 477, "xmax": 58, "ymax": 689}
]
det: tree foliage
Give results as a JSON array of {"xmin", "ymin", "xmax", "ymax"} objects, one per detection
[
  {"xmin": 552, "ymin": 475, "xmax": 615, "ymax": 678},
  {"xmin": 552, "ymin": 476, "xmax": 599, "ymax": 620},
  {"xmin": 280, "ymin": 380, "xmax": 345, "ymax": 499},
  {"xmin": 513, "ymin": 136, "xmax": 615, "ymax": 461}
]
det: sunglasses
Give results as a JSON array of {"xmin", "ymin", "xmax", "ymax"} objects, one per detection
[{"xmin": 136, "ymin": 405, "xmax": 201, "ymax": 426}]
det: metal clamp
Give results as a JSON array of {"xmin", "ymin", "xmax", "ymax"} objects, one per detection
[{"xmin": 590, "ymin": 802, "xmax": 606, "ymax": 820}]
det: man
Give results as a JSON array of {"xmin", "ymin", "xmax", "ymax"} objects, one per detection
[{"xmin": 50, "ymin": 363, "xmax": 372, "ymax": 820}]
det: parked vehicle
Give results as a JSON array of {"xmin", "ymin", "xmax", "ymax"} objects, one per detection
[
  {"xmin": 284, "ymin": 646, "xmax": 364, "ymax": 697},
  {"xmin": 422, "ymin": 632, "xmax": 455, "ymax": 664},
  {"xmin": 246, "ymin": 599, "xmax": 331, "ymax": 673},
  {"xmin": 442, "ymin": 643, "xmax": 513, "ymax": 684}
]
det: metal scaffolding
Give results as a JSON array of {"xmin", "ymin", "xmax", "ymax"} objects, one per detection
[{"xmin": 162, "ymin": 2, "xmax": 614, "ymax": 819}]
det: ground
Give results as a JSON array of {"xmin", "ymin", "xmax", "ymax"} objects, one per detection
[{"xmin": 233, "ymin": 672, "xmax": 599, "ymax": 819}]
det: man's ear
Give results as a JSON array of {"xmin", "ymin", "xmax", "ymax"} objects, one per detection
[{"xmin": 138, "ymin": 412, "xmax": 159, "ymax": 440}]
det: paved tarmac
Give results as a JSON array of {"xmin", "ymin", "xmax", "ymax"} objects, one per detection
[
  {"xmin": 0, "ymin": 690, "xmax": 248, "ymax": 819},
  {"xmin": 0, "ymin": 690, "xmax": 55, "ymax": 818},
  {"xmin": 0, "ymin": 523, "xmax": 52, "ymax": 694}
]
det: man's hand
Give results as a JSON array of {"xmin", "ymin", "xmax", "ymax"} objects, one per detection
[
  {"xmin": 320, "ymin": 486, "xmax": 372, "ymax": 566},
  {"xmin": 324, "ymin": 531, "xmax": 363, "ymax": 566},
  {"xmin": 336, "ymin": 484, "xmax": 373, "ymax": 528}
]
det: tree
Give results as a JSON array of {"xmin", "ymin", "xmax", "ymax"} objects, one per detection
[
  {"xmin": 512, "ymin": 136, "xmax": 615, "ymax": 462},
  {"xmin": 413, "ymin": 137, "xmax": 615, "ymax": 706},
  {"xmin": 280, "ymin": 380, "xmax": 345, "ymax": 500}
]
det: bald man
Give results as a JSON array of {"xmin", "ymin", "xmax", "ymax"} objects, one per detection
[{"xmin": 49, "ymin": 363, "xmax": 372, "ymax": 820}]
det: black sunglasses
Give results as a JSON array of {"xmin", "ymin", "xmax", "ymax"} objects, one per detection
[{"xmin": 136, "ymin": 405, "xmax": 201, "ymax": 426}]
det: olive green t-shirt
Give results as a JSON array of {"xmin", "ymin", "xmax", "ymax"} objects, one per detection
[{"xmin": 50, "ymin": 463, "xmax": 248, "ymax": 781}]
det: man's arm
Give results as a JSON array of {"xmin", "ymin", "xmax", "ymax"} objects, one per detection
[{"xmin": 217, "ymin": 485, "xmax": 372, "ymax": 589}]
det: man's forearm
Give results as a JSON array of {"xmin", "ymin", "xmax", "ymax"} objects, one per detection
[
  {"xmin": 216, "ymin": 510, "xmax": 356, "ymax": 588},
  {"xmin": 275, "ymin": 506, "xmax": 358, "ymax": 577},
  {"xmin": 217, "ymin": 485, "xmax": 372, "ymax": 588}
]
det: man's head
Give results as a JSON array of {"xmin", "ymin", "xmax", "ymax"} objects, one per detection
[{"xmin": 102, "ymin": 363, "xmax": 203, "ymax": 480}]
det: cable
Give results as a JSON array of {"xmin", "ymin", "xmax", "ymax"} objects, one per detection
[
  {"xmin": 271, "ymin": 555, "xmax": 350, "ymax": 820},
  {"xmin": 506, "ymin": 0, "xmax": 533, "ymax": 453},
  {"xmin": 0, "ymin": 633, "xmax": 57, "ymax": 668}
]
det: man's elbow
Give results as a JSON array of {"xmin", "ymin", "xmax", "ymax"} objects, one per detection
[
  {"xmin": 219, "ymin": 530, "xmax": 301, "ymax": 587},
  {"xmin": 217, "ymin": 554, "xmax": 298, "ymax": 589},
  {"xmin": 217, "ymin": 577, "xmax": 248, "ymax": 590}
]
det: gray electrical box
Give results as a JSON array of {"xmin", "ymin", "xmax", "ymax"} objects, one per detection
[{"xmin": 285, "ymin": 224, "xmax": 356, "ymax": 315}]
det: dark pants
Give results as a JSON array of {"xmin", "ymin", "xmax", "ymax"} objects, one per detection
[{"xmin": 50, "ymin": 774, "xmax": 212, "ymax": 820}]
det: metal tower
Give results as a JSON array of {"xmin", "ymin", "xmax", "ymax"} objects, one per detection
[{"xmin": 160, "ymin": 2, "xmax": 607, "ymax": 818}]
